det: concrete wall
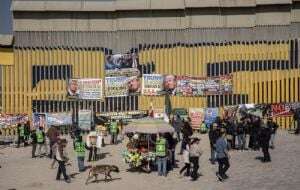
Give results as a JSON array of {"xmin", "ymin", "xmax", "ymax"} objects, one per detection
[{"xmin": 13, "ymin": 3, "xmax": 300, "ymax": 31}]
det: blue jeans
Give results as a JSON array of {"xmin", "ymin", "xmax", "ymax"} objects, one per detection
[
  {"xmin": 77, "ymin": 156, "xmax": 85, "ymax": 172},
  {"xmin": 237, "ymin": 134, "xmax": 244, "ymax": 149},
  {"xmin": 156, "ymin": 157, "xmax": 167, "ymax": 176}
]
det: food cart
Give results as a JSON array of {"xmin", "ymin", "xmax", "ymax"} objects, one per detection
[{"xmin": 122, "ymin": 118, "xmax": 174, "ymax": 173}]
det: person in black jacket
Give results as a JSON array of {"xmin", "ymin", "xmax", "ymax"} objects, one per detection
[
  {"xmin": 292, "ymin": 108, "xmax": 300, "ymax": 135},
  {"xmin": 267, "ymin": 118, "xmax": 278, "ymax": 149},
  {"xmin": 259, "ymin": 119, "xmax": 272, "ymax": 162},
  {"xmin": 30, "ymin": 129, "xmax": 37, "ymax": 158},
  {"xmin": 208, "ymin": 123, "xmax": 218, "ymax": 164},
  {"xmin": 236, "ymin": 121, "xmax": 245, "ymax": 150},
  {"xmin": 179, "ymin": 118, "xmax": 193, "ymax": 155}
]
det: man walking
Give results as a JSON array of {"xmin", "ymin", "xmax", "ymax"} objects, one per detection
[
  {"xmin": 156, "ymin": 134, "xmax": 168, "ymax": 177},
  {"xmin": 215, "ymin": 130, "xmax": 230, "ymax": 181}
]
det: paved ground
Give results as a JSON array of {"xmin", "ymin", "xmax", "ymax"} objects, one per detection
[{"xmin": 0, "ymin": 130, "xmax": 300, "ymax": 190}]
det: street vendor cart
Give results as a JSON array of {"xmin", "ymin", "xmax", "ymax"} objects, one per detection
[{"xmin": 122, "ymin": 118, "xmax": 174, "ymax": 173}]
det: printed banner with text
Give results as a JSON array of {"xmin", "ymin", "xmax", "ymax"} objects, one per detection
[
  {"xmin": 105, "ymin": 53, "xmax": 140, "ymax": 77},
  {"xmin": 47, "ymin": 112, "xmax": 73, "ymax": 126},
  {"xmin": 189, "ymin": 108, "xmax": 205, "ymax": 128},
  {"xmin": 105, "ymin": 76, "xmax": 129, "ymax": 97},
  {"xmin": 142, "ymin": 74, "xmax": 164, "ymax": 96},
  {"xmin": 67, "ymin": 78, "xmax": 103, "ymax": 100}
]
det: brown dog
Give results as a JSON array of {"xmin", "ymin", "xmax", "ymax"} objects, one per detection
[{"xmin": 85, "ymin": 165, "xmax": 119, "ymax": 185}]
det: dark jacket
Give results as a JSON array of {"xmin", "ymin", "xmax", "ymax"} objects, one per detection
[
  {"xmin": 259, "ymin": 127, "xmax": 272, "ymax": 147},
  {"xmin": 209, "ymin": 129, "xmax": 218, "ymax": 146},
  {"xmin": 181, "ymin": 121, "xmax": 193, "ymax": 138},
  {"xmin": 267, "ymin": 121, "xmax": 278, "ymax": 134},
  {"xmin": 46, "ymin": 127, "xmax": 60, "ymax": 143},
  {"xmin": 31, "ymin": 131, "xmax": 37, "ymax": 144}
]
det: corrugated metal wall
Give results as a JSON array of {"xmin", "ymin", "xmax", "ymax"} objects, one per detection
[{"xmin": 1, "ymin": 29, "xmax": 300, "ymax": 129}]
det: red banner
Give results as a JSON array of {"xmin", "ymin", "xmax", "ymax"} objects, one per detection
[{"xmin": 271, "ymin": 102, "xmax": 300, "ymax": 117}]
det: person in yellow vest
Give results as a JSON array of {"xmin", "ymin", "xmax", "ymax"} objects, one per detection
[
  {"xmin": 110, "ymin": 119, "xmax": 118, "ymax": 144},
  {"xmin": 156, "ymin": 133, "xmax": 168, "ymax": 177},
  {"xmin": 36, "ymin": 127, "xmax": 46, "ymax": 157},
  {"xmin": 17, "ymin": 124, "xmax": 25, "ymax": 148},
  {"xmin": 200, "ymin": 121, "xmax": 207, "ymax": 134},
  {"xmin": 73, "ymin": 135, "xmax": 86, "ymax": 172}
]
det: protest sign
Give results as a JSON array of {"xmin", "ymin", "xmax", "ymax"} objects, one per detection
[
  {"xmin": 142, "ymin": 74, "xmax": 164, "ymax": 96},
  {"xmin": 105, "ymin": 76, "xmax": 129, "ymax": 97},
  {"xmin": 176, "ymin": 76, "xmax": 206, "ymax": 96},
  {"xmin": 204, "ymin": 108, "xmax": 219, "ymax": 127},
  {"xmin": 78, "ymin": 110, "xmax": 92, "ymax": 131},
  {"xmin": 189, "ymin": 108, "xmax": 205, "ymax": 129},
  {"xmin": 67, "ymin": 78, "xmax": 103, "ymax": 100},
  {"xmin": 46, "ymin": 112, "xmax": 72, "ymax": 126}
]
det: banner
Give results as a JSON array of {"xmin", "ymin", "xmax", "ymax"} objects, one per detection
[
  {"xmin": 219, "ymin": 75, "xmax": 233, "ymax": 94},
  {"xmin": 105, "ymin": 76, "xmax": 129, "ymax": 97},
  {"xmin": 189, "ymin": 108, "xmax": 205, "ymax": 128},
  {"xmin": 105, "ymin": 53, "xmax": 140, "ymax": 77},
  {"xmin": 0, "ymin": 114, "xmax": 28, "ymax": 126},
  {"xmin": 33, "ymin": 113, "xmax": 47, "ymax": 129},
  {"xmin": 176, "ymin": 76, "xmax": 206, "ymax": 96},
  {"xmin": 46, "ymin": 112, "xmax": 72, "ymax": 126},
  {"xmin": 67, "ymin": 78, "xmax": 103, "ymax": 100},
  {"xmin": 142, "ymin": 74, "xmax": 164, "ymax": 96},
  {"xmin": 204, "ymin": 78, "xmax": 220, "ymax": 95},
  {"xmin": 271, "ymin": 102, "xmax": 300, "ymax": 117},
  {"xmin": 204, "ymin": 108, "xmax": 219, "ymax": 126},
  {"xmin": 78, "ymin": 110, "xmax": 92, "ymax": 131}
]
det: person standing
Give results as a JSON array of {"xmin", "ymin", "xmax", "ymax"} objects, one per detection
[
  {"xmin": 179, "ymin": 138, "xmax": 190, "ymax": 177},
  {"xmin": 30, "ymin": 129, "xmax": 37, "ymax": 158},
  {"xmin": 189, "ymin": 138, "xmax": 203, "ymax": 181},
  {"xmin": 17, "ymin": 123, "xmax": 25, "ymax": 148},
  {"xmin": 24, "ymin": 121, "xmax": 31, "ymax": 146},
  {"xmin": 86, "ymin": 131, "xmax": 98, "ymax": 162},
  {"xmin": 267, "ymin": 118, "xmax": 278, "ymax": 149},
  {"xmin": 208, "ymin": 124, "xmax": 218, "ymax": 164},
  {"xmin": 292, "ymin": 108, "xmax": 300, "ymax": 134},
  {"xmin": 180, "ymin": 119, "xmax": 193, "ymax": 154},
  {"xmin": 55, "ymin": 139, "xmax": 71, "ymax": 183},
  {"xmin": 156, "ymin": 134, "xmax": 168, "ymax": 177},
  {"xmin": 74, "ymin": 135, "xmax": 86, "ymax": 172},
  {"xmin": 236, "ymin": 121, "xmax": 245, "ymax": 150},
  {"xmin": 244, "ymin": 118, "xmax": 251, "ymax": 150},
  {"xmin": 46, "ymin": 126, "xmax": 60, "ymax": 158},
  {"xmin": 215, "ymin": 130, "xmax": 230, "ymax": 181},
  {"xmin": 172, "ymin": 115, "xmax": 183, "ymax": 142},
  {"xmin": 110, "ymin": 119, "xmax": 118, "ymax": 144},
  {"xmin": 36, "ymin": 127, "xmax": 46, "ymax": 157},
  {"xmin": 200, "ymin": 121, "xmax": 207, "ymax": 134},
  {"xmin": 259, "ymin": 119, "xmax": 272, "ymax": 162}
]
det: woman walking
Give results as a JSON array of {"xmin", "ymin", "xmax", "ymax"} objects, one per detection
[
  {"xmin": 189, "ymin": 138, "xmax": 203, "ymax": 181},
  {"xmin": 179, "ymin": 138, "xmax": 190, "ymax": 176}
]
